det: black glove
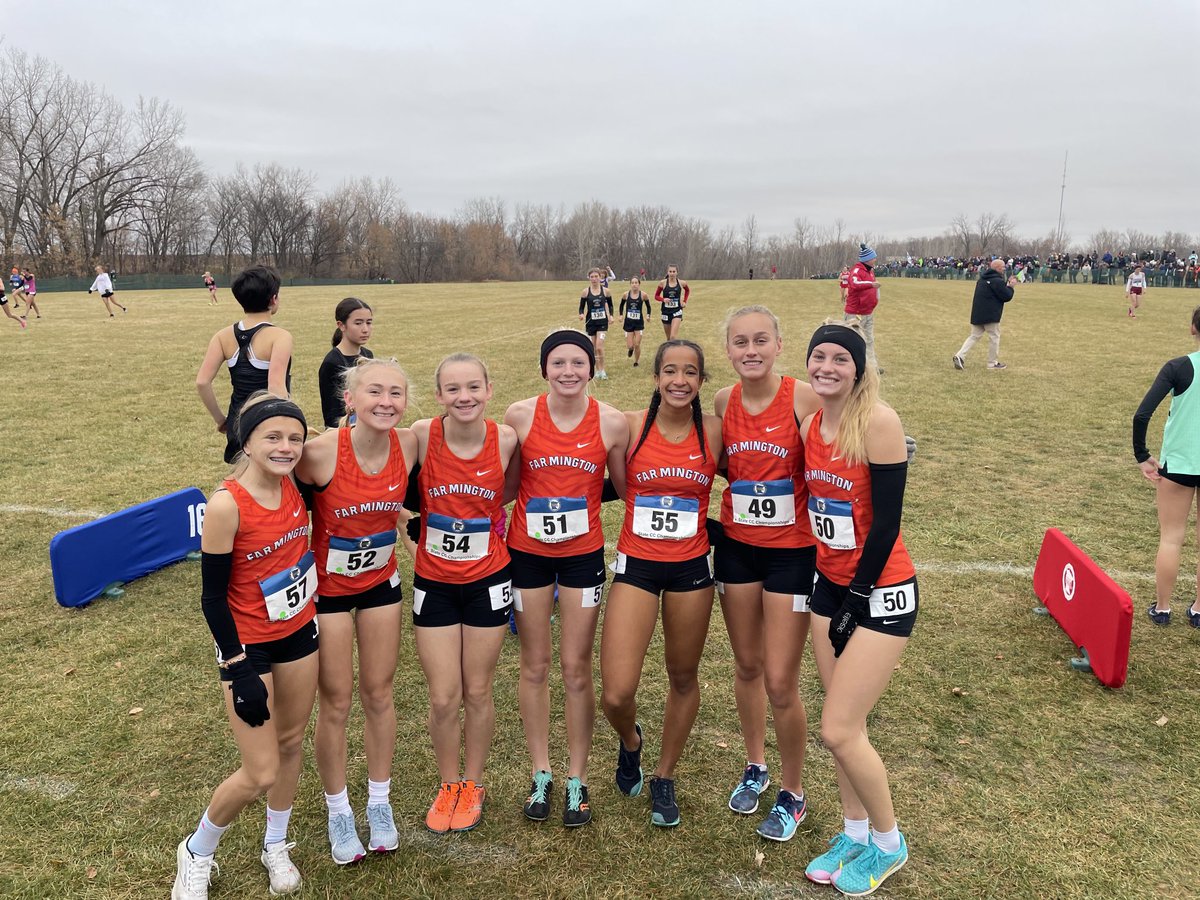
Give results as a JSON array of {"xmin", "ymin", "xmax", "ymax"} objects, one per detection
[
  {"xmin": 406, "ymin": 515, "xmax": 421, "ymax": 542},
  {"xmin": 227, "ymin": 659, "xmax": 270, "ymax": 727},
  {"xmin": 829, "ymin": 589, "xmax": 870, "ymax": 658},
  {"xmin": 87, "ymin": 289, "xmax": 93, "ymax": 294}
]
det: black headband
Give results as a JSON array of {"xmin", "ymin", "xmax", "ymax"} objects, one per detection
[
  {"xmin": 540, "ymin": 330, "xmax": 596, "ymax": 378},
  {"xmin": 807, "ymin": 324, "xmax": 867, "ymax": 382},
  {"xmin": 237, "ymin": 398, "xmax": 308, "ymax": 446}
]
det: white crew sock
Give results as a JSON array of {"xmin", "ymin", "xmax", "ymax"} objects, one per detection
[
  {"xmin": 325, "ymin": 787, "xmax": 353, "ymax": 818},
  {"xmin": 871, "ymin": 824, "xmax": 901, "ymax": 854},
  {"xmin": 367, "ymin": 778, "xmax": 391, "ymax": 807},
  {"xmin": 264, "ymin": 805, "xmax": 292, "ymax": 848},
  {"xmin": 186, "ymin": 809, "xmax": 228, "ymax": 857},
  {"xmin": 844, "ymin": 816, "xmax": 870, "ymax": 845}
]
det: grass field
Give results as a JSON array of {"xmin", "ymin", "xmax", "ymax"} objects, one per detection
[{"xmin": 2, "ymin": 277, "xmax": 1199, "ymax": 899}]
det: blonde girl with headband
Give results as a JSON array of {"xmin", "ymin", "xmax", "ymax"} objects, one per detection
[
  {"xmin": 174, "ymin": 393, "xmax": 318, "ymax": 899},
  {"xmin": 295, "ymin": 357, "xmax": 417, "ymax": 863},
  {"xmin": 801, "ymin": 321, "xmax": 916, "ymax": 895}
]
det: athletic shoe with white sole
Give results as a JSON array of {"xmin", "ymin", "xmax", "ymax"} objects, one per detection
[
  {"xmin": 523, "ymin": 770, "xmax": 553, "ymax": 821},
  {"xmin": 327, "ymin": 812, "xmax": 366, "ymax": 865},
  {"xmin": 615, "ymin": 723, "xmax": 644, "ymax": 797},
  {"xmin": 952, "ymin": 354, "xmax": 964, "ymax": 370},
  {"xmin": 832, "ymin": 833, "xmax": 908, "ymax": 896},
  {"xmin": 728, "ymin": 764, "xmax": 770, "ymax": 815},
  {"xmin": 366, "ymin": 803, "xmax": 399, "ymax": 852},
  {"xmin": 649, "ymin": 776, "xmax": 681, "ymax": 827},
  {"xmin": 172, "ymin": 837, "xmax": 218, "ymax": 900},
  {"xmin": 755, "ymin": 789, "xmax": 806, "ymax": 842},
  {"xmin": 260, "ymin": 840, "xmax": 302, "ymax": 895},
  {"xmin": 805, "ymin": 832, "xmax": 866, "ymax": 885}
]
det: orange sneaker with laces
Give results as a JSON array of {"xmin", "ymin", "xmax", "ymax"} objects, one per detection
[
  {"xmin": 426, "ymin": 781, "xmax": 460, "ymax": 833},
  {"xmin": 450, "ymin": 780, "xmax": 486, "ymax": 832}
]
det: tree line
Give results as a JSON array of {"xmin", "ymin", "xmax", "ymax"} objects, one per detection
[{"xmin": 1, "ymin": 52, "xmax": 1193, "ymax": 281}]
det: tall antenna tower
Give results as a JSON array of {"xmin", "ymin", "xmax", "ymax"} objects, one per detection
[{"xmin": 1055, "ymin": 151, "xmax": 1068, "ymax": 249}]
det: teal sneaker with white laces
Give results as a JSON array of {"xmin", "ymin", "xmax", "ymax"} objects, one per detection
[
  {"xmin": 755, "ymin": 789, "xmax": 806, "ymax": 842},
  {"xmin": 832, "ymin": 833, "xmax": 908, "ymax": 897},
  {"xmin": 728, "ymin": 763, "xmax": 770, "ymax": 814},
  {"xmin": 805, "ymin": 832, "xmax": 867, "ymax": 885}
]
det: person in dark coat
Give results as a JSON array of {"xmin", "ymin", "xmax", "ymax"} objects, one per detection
[{"xmin": 953, "ymin": 258, "xmax": 1017, "ymax": 370}]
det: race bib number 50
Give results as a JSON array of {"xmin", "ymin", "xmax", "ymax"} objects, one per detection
[{"xmin": 808, "ymin": 496, "xmax": 855, "ymax": 550}]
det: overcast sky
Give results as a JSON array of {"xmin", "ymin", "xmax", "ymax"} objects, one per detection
[{"xmin": 5, "ymin": 0, "xmax": 1198, "ymax": 243}]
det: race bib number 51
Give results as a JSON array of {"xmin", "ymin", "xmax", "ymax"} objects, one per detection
[{"xmin": 526, "ymin": 496, "xmax": 589, "ymax": 543}]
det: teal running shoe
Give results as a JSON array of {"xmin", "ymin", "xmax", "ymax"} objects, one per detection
[
  {"xmin": 755, "ymin": 789, "xmax": 806, "ymax": 842},
  {"xmin": 833, "ymin": 833, "xmax": 908, "ymax": 897},
  {"xmin": 728, "ymin": 764, "xmax": 770, "ymax": 814},
  {"xmin": 805, "ymin": 832, "xmax": 867, "ymax": 885}
]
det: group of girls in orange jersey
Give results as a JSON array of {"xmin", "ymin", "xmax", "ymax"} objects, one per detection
[{"xmin": 179, "ymin": 291, "xmax": 917, "ymax": 898}]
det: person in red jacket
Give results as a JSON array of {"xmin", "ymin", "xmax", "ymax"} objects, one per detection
[{"xmin": 844, "ymin": 244, "xmax": 881, "ymax": 373}]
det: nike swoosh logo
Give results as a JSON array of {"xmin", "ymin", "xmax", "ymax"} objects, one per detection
[
  {"xmin": 689, "ymin": 453, "xmax": 703, "ymax": 460},
  {"xmin": 293, "ymin": 508, "xmax": 301, "ymax": 517},
  {"xmin": 388, "ymin": 482, "xmax": 402, "ymax": 491},
  {"xmin": 831, "ymin": 455, "xmax": 842, "ymax": 462},
  {"xmin": 692, "ymin": 578, "xmax": 706, "ymax": 585},
  {"xmin": 476, "ymin": 469, "xmax": 491, "ymax": 477},
  {"xmin": 882, "ymin": 619, "xmax": 899, "ymax": 625},
  {"xmin": 577, "ymin": 442, "xmax": 591, "ymax": 449},
  {"xmin": 764, "ymin": 425, "xmax": 781, "ymax": 433}
]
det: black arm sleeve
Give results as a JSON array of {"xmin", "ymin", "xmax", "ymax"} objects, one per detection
[
  {"xmin": 200, "ymin": 552, "xmax": 243, "ymax": 660},
  {"xmin": 318, "ymin": 356, "xmax": 342, "ymax": 428},
  {"xmin": 404, "ymin": 461, "xmax": 423, "ymax": 512},
  {"xmin": 848, "ymin": 462, "xmax": 907, "ymax": 595},
  {"xmin": 1133, "ymin": 357, "xmax": 1191, "ymax": 462},
  {"xmin": 578, "ymin": 294, "xmax": 587, "ymax": 315},
  {"xmin": 618, "ymin": 295, "xmax": 627, "ymax": 316},
  {"xmin": 601, "ymin": 477, "xmax": 620, "ymax": 503},
  {"xmin": 606, "ymin": 295, "xmax": 614, "ymax": 314}
]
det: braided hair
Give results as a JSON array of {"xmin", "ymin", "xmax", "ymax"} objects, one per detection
[{"xmin": 629, "ymin": 340, "xmax": 709, "ymax": 462}]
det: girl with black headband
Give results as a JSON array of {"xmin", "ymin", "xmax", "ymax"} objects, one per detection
[
  {"xmin": 713, "ymin": 305, "xmax": 821, "ymax": 843},
  {"xmin": 800, "ymin": 322, "xmax": 916, "ymax": 896},
  {"xmin": 174, "ymin": 392, "xmax": 319, "ymax": 899},
  {"xmin": 599, "ymin": 339, "xmax": 723, "ymax": 829},
  {"xmin": 503, "ymin": 329, "xmax": 629, "ymax": 827}
]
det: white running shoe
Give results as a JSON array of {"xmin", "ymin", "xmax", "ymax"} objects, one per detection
[
  {"xmin": 260, "ymin": 840, "xmax": 302, "ymax": 895},
  {"xmin": 367, "ymin": 802, "xmax": 400, "ymax": 852},
  {"xmin": 172, "ymin": 837, "xmax": 218, "ymax": 900}
]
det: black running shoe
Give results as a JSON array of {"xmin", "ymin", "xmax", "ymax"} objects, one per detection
[
  {"xmin": 523, "ymin": 770, "xmax": 552, "ymax": 821},
  {"xmin": 615, "ymin": 723, "xmax": 644, "ymax": 797},
  {"xmin": 563, "ymin": 777, "xmax": 591, "ymax": 827},
  {"xmin": 627, "ymin": 347, "xmax": 633, "ymax": 358},
  {"xmin": 650, "ymin": 776, "xmax": 680, "ymax": 827}
]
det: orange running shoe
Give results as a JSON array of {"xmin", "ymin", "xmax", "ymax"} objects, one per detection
[
  {"xmin": 449, "ymin": 780, "xmax": 486, "ymax": 832},
  {"xmin": 425, "ymin": 781, "xmax": 460, "ymax": 834}
]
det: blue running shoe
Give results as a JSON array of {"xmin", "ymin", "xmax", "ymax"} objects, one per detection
[
  {"xmin": 755, "ymin": 789, "xmax": 806, "ymax": 842},
  {"xmin": 649, "ymin": 776, "xmax": 680, "ymax": 827},
  {"xmin": 366, "ymin": 803, "xmax": 399, "ymax": 852},
  {"xmin": 1147, "ymin": 603, "xmax": 1170, "ymax": 626},
  {"xmin": 328, "ymin": 812, "xmax": 366, "ymax": 865},
  {"xmin": 832, "ymin": 833, "xmax": 908, "ymax": 897},
  {"xmin": 805, "ymin": 832, "xmax": 867, "ymax": 885},
  {"xmin": 1188, "ymin": 606, "xmax": 1200, "ymax": 629},
  {"xmin": 616, "ymin": 723, "xmax": 644, "ymax": 797},
  {"xmin": 728, "ymin": 764, "xmax": 770, "ymax": 814}
]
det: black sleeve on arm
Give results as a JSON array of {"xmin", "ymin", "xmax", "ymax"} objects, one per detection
[
  {"xmin": 848, "ymin": 462, "xmax": 907, "ymax": 595},
  {"xmin": 200, "ymin": 552, "xmax": 243, "ymax": 661},
  {"xmin": 606, "ymin": 295, "xmax": 614, "ymax": 314},
  {"xmin": 1133, "ymin": 357, "xmax": 1191, "ymax": 462},
  {"xmin": 404, "ymin": 461, "xmax": 423, "ymax": 512},
  {"xmin": 618, "ymin": 296, "xmax": 627, "ymax": 316},
  {"xmin": 318, "ymin": 356, "xmax": 340, "ymax": 428},
  {"xmin": 578, "ymin": 295, "xmax": 587, "ymax": 315}
]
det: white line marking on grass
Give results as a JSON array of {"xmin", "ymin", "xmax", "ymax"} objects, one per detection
[
  {"xmin": 916, "ymin": 560, "xmax": 1171, "ymax": 585},
  {"xmin": 1, "ymin": 773, "xmax": 78, "ymax": 800},
  {"xmin": 0, "ymin": 504, "xmax": 103, "ymax": 519}
]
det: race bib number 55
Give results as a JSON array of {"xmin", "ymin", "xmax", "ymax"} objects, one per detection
[{"xmin": 632, "ymin": 495, "xmax": 699, "ymax": 540}]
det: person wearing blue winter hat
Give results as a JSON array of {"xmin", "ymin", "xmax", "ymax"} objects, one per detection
[{"xmin": 844, "ymin": 243, "xmax": 882, "ymax": 374}]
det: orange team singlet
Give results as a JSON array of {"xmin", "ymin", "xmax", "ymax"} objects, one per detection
[
  {"xmin": 311, "ymin": 426, "xmax": 408, "ymax": 597},
  {"xmin": 416, "ymin": 416, "xmax": 509, "ymax": 584},
  {"xmin": 619, "ymin": 417, "xmax": 718, "ymax": 561},
  {"xmin": 802, "ymin": 409, "xmax": 914, "ymax": 586},
  {"xmin": 509, "ymin": 395, "xmax": 607, "ymax": 557},
  {"xmin": 222, "ymin": 477, "xmax": 316, "ymax": 645},
  {"xmin": 720, "ymin": 377, "xmax": 815, "ymax": 549}
]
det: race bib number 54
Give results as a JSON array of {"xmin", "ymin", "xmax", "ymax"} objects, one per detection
[{"xmin": 425, "ymin": 513, "xmax": 491, "ymax": 561}]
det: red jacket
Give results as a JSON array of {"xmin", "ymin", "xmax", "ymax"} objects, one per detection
[{"xmin": 844, "ymin": 262, "xmax": 878, "ymax": 315}]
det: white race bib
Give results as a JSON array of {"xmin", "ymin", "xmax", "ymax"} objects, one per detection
[
  {"xmin": 627, "ymin": 309, "xmax": 641, "ymax": 320},
  {"xmin": 259, "ymin": 551, "xmax": 317, "ymax": 622},
  {"xmin": 525, "ymin": 496, "xmax": 589, "ymax": 543},
  {"xmin": 590, "ymin": 308, "xmax": 607, "ymax": 321},
  {"xmin": 425, "ymin": 513, "xmax": 491, "ymax": 562},
  {"xmin": 326, "ymin": 530, "xmax": 396, "ymax": 576},
  {"xmin": 632, "ymin": 495, "xmax": 699, "ymax": 540},
  {"xmin": 868, "ymin": 581, "xmax": 917, "ymax": 619},
  {"xmin": 808, "ymin": 496, "xmax": 855, "ymax": 550},
  {"xmin": 730, "ymin": 479, "xmax": 796, "ymax": 526},
  {"xmin": 489, "ymin": 580, "xmax": 513, "ymax": 611}
]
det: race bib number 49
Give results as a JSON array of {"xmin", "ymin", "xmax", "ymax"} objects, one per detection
[
  {"xmin": 731, "ymin": 479, "xmax": 796, "ymax": 526},
  {"xmin": 260, "ymin": 551, "xmax": 317, "ymax": 622},
  {"xmin": 808, "ymin": 496, "xmax": 855, "ymax": 550},
  {"xmin": 526, "ymin": 496, "xmax": 589, "ymax": 543},
  {"xmin": 425, "ymin": 513, "xmax": 491, "ymax": 561},
  {"xmin": 632, "ymin": 495, "xmax": 699, "ymax": 540},
  {"xmin": 326, "ymin": 530, "xmax": 397, "ymax": 575}
]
